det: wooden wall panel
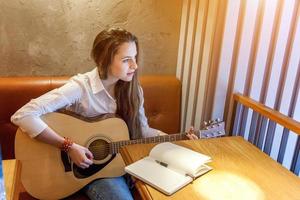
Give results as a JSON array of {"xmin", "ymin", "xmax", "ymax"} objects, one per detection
[{"xmin": 176, "ymin": 0, "xmax": 300, "ymax": 174}]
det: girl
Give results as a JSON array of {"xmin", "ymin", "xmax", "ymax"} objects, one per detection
[{"xmin": 11, "ymin": 28, "xmax": 197, "ymax": 200}]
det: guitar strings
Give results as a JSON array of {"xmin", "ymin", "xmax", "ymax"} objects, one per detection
[
  {"xmin": 85, "ymin": 126, "xmax": 224, "ymax": 158},
  {"xmin": 87, "ymin": 130, "xmax": 223, "ymax": 158}
]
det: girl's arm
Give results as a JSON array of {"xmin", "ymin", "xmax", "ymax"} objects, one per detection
[
  {"xmin": 36, "ymin": 127, "xmax": 93, "ymax": 168},
  {"xmin": 11, "ymin": 79, "xmax": 93, "ymax": 168},
  {"xmin": 138, "ymin": 86, "xmax": 197, "ymax": 139},
  {"xmin": 11, "ymin": 79, "xmax": 81, "ymax": 137}
]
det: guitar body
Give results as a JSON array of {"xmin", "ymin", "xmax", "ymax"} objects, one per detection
[{"xmin": 15, "ymin": 112, "xmax": 129, "ymax": 199}]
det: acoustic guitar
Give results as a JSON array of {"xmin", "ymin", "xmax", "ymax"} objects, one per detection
[{"xmin": 15, "ymin": 112, "xmax": 225, "ymax": 199}]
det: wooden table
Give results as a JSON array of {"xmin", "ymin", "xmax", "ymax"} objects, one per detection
[
  {"xmin": 3, "ymin": 159, "xmax": 21, "ymax": 200},
  {"xmin": 120, "ymin": 136, "xmax": 300, "ymax": 200}
]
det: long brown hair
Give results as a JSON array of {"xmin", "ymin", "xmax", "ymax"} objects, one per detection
[{"xmin": 91, "ymin": 28, "xmax": 142, "ymax": 139}]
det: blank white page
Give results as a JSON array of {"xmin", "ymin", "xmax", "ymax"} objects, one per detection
[
  {"xmin": 150, "ymin": 142, "xmax": 211, "ymax": 176},
  {"xmin": 125, "ymin": 156, "xmax": 192, "ymax": 195}
]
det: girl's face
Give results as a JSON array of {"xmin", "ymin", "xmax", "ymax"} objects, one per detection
[{"xmin": 108, "ymin": 42, "xmax": 138, "ymax": 82}]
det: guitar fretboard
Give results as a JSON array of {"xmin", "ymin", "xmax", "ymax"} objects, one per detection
[
  {"xmin": 108, "ymin": 121, "xmax": 225, "ymax": 154},
  {"xmin": 110, "ymin": 133, "xmax": 187, "ymax": 154}
]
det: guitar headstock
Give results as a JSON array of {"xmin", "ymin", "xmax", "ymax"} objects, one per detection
[{"xmin": 197, "ymin": 118, "xmax": 226, "ymax": 138}]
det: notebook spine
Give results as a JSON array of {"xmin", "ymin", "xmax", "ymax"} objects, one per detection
[{"xmin": 185, "ymin": 173, "xmax": 195, "ymax": 182}]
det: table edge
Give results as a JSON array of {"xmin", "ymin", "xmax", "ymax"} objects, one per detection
[{"xmin": 120, "ymin": 147, "xmax": 153, "ymax": 200}]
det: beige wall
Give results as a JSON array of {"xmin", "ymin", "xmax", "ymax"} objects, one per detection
[{"xmin": 0, "ymin": 0, "xmax": 182, "ymax": 76}]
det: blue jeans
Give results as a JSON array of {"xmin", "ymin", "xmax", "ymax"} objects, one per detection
[{"xmin": 84, "ymin": 175, "xmax": 134, "ymax": 200}]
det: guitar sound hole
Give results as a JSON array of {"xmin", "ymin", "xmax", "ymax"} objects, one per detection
[{"xmin": 88, "ymin": 139, "xmax": 110, "ymax": 160}]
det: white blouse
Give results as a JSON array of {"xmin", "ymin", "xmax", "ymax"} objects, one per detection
[{"xmin": 11, "ymin": 68, "xmax": 161, "ymax": 138}]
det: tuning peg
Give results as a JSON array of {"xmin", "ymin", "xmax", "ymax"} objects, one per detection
[
  {"xmin": 216, "ymin": 118, "xmax": 221, "ymax": 122},
  {"xmin": 203, "ymin": 121, "xmax": 208, "ymax": 126},
  {"xmin": 218, "ymin": 131, "xmax": 225, "ymax": 136},
  {"xmin": 208, "ymin": 120, "xmax": 212, "ymax": 124}
]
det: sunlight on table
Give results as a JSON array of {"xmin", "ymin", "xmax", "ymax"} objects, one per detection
[{"xmin": 192, "ymin": 171, "xmax": 265, "ymax": 200}]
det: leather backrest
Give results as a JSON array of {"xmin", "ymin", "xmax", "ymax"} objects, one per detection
[{"xmin": 0, "ymin": 76, "xmax": 181, "ymax": 159}]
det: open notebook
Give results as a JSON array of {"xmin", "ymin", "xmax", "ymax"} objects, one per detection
[{"xmin": 125, "ymin": 142, "xmax": 212, "ymax": 195}]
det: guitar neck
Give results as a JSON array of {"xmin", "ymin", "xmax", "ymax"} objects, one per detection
[
  {"xmin": 109, "ymin": 121, "xmax": 225, "ymax": 154},
  {"xmin": 110, "ymin": 133, "xmax": 188, "ymax": 154}
]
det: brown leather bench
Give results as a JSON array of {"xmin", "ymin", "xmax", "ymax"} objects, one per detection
[{"xmin": 0, "ymin": 75, "xmax": 181, "ymax": 199}]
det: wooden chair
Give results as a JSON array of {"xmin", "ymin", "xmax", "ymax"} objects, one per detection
[{"xmin": 229, "ymin": 93, "xmax": 300, "ymax": 174}]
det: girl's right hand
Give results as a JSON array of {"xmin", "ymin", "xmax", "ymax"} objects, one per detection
[{"xmin": 68, "ymin": 143, "xmax": 94, "ymax": 169}]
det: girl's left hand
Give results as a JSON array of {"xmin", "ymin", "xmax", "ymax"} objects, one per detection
[{"xmin": 186, "ymin": 126, "xmax": 198, "ymax": 140}]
